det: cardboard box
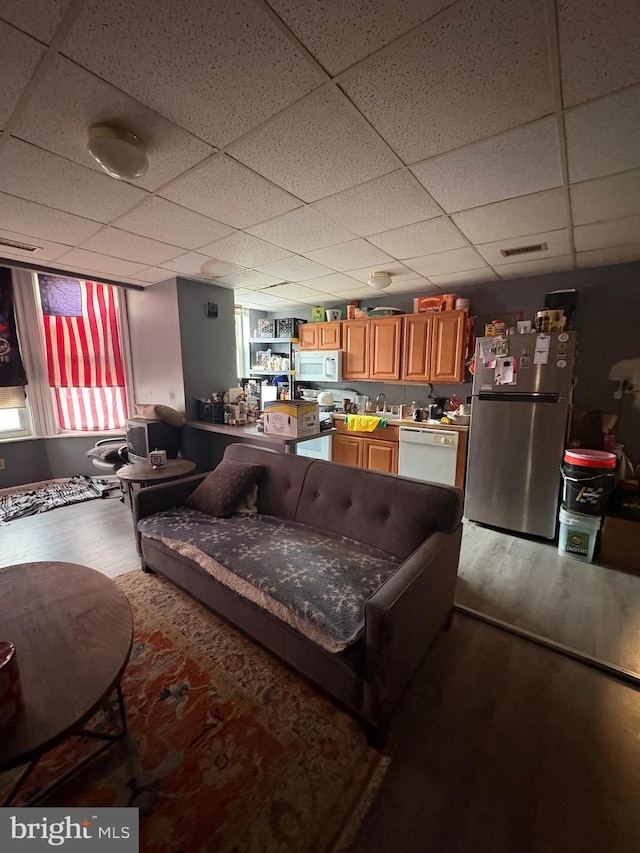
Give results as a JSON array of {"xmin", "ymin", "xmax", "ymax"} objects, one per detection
[
  {"xmin": 414, "ymin": 295, "xmax": 444, "ymax": 313},
  {"xmin": 263, "ymin": 401, "xmax": 319, "ymax": 438},
  {"xmin": 598, "ymin": 515, "xmax": 640, "ymax": 574}
]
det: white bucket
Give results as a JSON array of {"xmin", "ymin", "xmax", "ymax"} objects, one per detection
[
  {"xmin": 325, "ymin": 309, "xmax": 342, "ymax": 321},
  {"xmin": 557, "ymin": 506, "xmax": 601, "ymax": 563}
]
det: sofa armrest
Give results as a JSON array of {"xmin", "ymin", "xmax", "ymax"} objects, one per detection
[
  {"xmin": 362, "ymin": 524, "xmax": 462, "ymax": 726},
  {"xmin": 132, "ymin": 473, "xmax": 208, "ymax": 555}
]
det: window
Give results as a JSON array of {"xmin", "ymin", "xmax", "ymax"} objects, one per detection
[{"xmin": 36, "ymin": 276, "xmax": 128, "ymax": 431}]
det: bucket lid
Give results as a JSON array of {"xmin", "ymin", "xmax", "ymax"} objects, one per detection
[
  {"xmin": 559, "ymin": 506, "xmax": 603, "ymax": 525},
  {"xmin": 563, "ymin": 449, "xmax": 617, "ymax": 469}
]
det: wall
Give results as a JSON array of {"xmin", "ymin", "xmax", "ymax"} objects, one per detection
[
  {"xmin": 126, "ymin": 278, "xmax": 185, "ymax": 411},
  {"xmin": 0, "ymin": 432, "xmax": 118, "ymax": 488},
  {"xmin": 270, "ymin": 261, "xmax": 640, "ymax": 463}
]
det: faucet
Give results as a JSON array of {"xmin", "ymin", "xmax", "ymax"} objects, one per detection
[{"xmin": 375, "ymin": 393, "xmax": 386, "ymax": 412}]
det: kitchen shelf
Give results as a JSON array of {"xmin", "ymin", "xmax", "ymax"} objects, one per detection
[
  {"xmin": 249, "ymin": 369, "xmax": 296, "ymax": 376},
  {"xmin": 249, "ymin": 337, "xmax": 299, "ymax": 344}
]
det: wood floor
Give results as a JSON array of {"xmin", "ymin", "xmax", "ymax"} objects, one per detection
[{"xmin": 2, "ymin": 500, "xmax": 640, "ymax": 851}]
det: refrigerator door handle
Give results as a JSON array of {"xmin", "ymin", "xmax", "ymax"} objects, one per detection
[{"xmin": 478, "ymin": 392, "xmax": 560, "ymax": 403}]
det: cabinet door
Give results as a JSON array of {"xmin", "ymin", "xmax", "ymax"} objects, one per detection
[
  {"xmin": 401, "ymin": 314, "xmax": 433, "ymax": 382},
  {"xmin": 430, "ymin": 310, "xmax": 466, "ymax": 383},
  {"xmin": 318, "ymin": 321, "xmax": 342, "ymax": 350},
  {"xmin": 332, "ymin": 434, "xmax": 363, "ymax": 468},
  {"xmin": 342, "ymin": 320, "xmax": 370, "ymax": 380},
  {"xmin": 364, "ymin": 438, "xmax": 398, "ymax": 474},
  {"xmin": 369, "ymin": 316, "xmax": 402, "ymax": 380},
  {"xmin": 298, "ymin": 324, "xmax": 318, "ymax": 350}
]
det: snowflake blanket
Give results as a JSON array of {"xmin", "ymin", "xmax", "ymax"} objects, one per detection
[{"xmin": 137, "ymin": 509, "xmax": 399, "ymax": 652}]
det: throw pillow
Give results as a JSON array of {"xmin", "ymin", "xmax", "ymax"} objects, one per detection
[
  {"xmin": 135, "ymin": 403, "xmax": 187, "ymax": 427},
  {"xmin": 186, "ymin": 461, "xmax": 263, "ymax": 518}
]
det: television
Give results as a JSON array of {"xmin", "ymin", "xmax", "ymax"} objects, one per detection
[{"xmin": 125, "ymin": 417, "xmax": 183, "ymax": 463}]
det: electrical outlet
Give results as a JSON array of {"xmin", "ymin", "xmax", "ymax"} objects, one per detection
[{"xmin": 0, "ymin": 459, "xmax": 5, "ymax": 470}]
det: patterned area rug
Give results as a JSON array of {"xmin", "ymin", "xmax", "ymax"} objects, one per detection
[
  {"xmin": 1, "ymin": 570, "xmax": 389, "ymax": 852},
  {"xmin": 0, "ymin": 474, "xmax": 114, "ymax": 523}
]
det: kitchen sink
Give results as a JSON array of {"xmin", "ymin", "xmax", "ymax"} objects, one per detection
[{"xmin": 374, "ymin": 409, "xmax": 402, "ymax": 420}]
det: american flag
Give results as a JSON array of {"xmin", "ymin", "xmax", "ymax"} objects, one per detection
[{"xmin": 38, "ymin": 276, "xmax": 127, "ymax": 431}]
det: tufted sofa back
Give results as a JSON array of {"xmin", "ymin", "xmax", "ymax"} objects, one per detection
[{"xmin": 223, "ymin": 442, "xmax": 463, "ymax": 562}]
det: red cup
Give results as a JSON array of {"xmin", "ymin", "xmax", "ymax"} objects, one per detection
[{"xmin": 0, "ymin": 641, "xmax": 24, "ymax": 726}]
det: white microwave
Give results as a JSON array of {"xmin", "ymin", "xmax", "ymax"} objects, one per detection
[{"xmin": 296, "ymin": 350, "xmax": 342, "ymax": 383}]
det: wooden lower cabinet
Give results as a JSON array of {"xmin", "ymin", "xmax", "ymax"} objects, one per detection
[
  {"xmin": 332, "ymin": 420, "xmax": 398, "ymax": 474},
  {"xmin": 363, "ymin": 438, "xmax": 398, "ymax": 474},
  {"xmin": 332, "ymin": 433, "xmax": 364, "ymax": 468}
]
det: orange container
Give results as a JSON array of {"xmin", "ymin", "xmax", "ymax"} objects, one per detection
[{"xmin": 414, "ymin": 295, "xmax": 444, "ymax": 313}]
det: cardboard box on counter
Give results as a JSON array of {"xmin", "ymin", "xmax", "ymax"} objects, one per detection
[
  {"xmin": 598, "ymin": 515, "xmax": 640, "ymax": 574},
  {"xmin": 263, "ymin": 400, "xmax": 319, "ymax": 438}
]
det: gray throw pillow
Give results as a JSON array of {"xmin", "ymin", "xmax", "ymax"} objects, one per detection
[{"xmin": 186, "ymin": 460, "xmax": 263, "ymax": 518}]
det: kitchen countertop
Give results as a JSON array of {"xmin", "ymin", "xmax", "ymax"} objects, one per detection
[
  {"xmin": 188, "ymin": 421, "xmax": 336, "ymax": 449},
  {"xmin": 331, "ymin": 414, "xmax": 469, "ymax": 432}
]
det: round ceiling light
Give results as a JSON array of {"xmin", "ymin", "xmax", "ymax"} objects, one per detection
[
  {"xmin": 367, "ymin": 271, "xmax": 393, "ymax": 289},
  {"xmin": 87, "ymin": 124, "xmax": 148, "ymax": 180}
]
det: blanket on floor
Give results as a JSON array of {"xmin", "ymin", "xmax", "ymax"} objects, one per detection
[{"xmin": 0, "ymin": 474, "xmax": 115, "ymax": 523}]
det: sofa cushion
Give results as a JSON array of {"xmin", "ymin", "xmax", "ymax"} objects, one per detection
[
  {"xmin": 186, "ymin": 460, "xmax": 263, "ymax": 518},
  {"xmin": 137, "ymin": 508, "xmax": 398, "ymax": 652}
]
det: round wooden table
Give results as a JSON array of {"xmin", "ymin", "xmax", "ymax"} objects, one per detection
[
  {"xmin": 116, "ymin": 458, "xmax": 196, "ymax": 505},
  {"xmin": 0, "ymin": 562, "xmax": 133, "ymax": 805}
]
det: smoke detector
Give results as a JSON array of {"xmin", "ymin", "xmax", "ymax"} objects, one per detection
[
  {"xmin": 367, "ymin": 271, "xmax": 392, "ymax": 289},
  {"xmin": 87, "ymin": 124, "xmax": 148, "ymax": 180}
]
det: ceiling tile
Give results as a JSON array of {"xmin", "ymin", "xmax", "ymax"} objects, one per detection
[
  {"xmin": 452, "ymin": 189, "xmax": 567, "ymax": 244},
  {"xmin": 63, "ymin": 0, "xmax": 324, "ymax": 147},
  {"xmin": 297, "ymin": 273, "xmax": 364, "ymax": 293},
  {"xmin": 0, "ymin": 23, "xmax": 46, "ymax": 128},
  {"xmin": 200, "ymin": 258, "xmax": 245, "ymax": 278},
  {"xmin": 159, "ymin": 155, "xmax": 301, "ymax": 229},
  {"xmin": 565, "ymin": 86, "xmax": 640, "ymax": 183},
  {"xmin": 129, "ymin": 267, "xmax": 175, "ymax": 284},
  {"xmin": 574, "ymin": 215, "xmax": 640, "ymax": 252},
  {"xmin": 304, "ymin": 239, "xmax": 393, "ymax": 272},
  {"xmin": 214, "ymin": 270, "xmax": 285, "ymax": 289},
  {"xmin": 340, "ymin": 0, "xmax": 552, "ymax": 163},
  {"xmin": 254, "ymin": 256, "xmax": 334, "ymax": 281},
  {"xmin": 411, "ymin": 119, "xmax": 561, "ymax": 213},
  {"xmin": 476, "ymin": 229, "xmax": 571, "ymax": 266},
  {"xmin": 1, "ymin": 0, "xmax": 73, "ymax": 43},
  {"xmin": 160, "ymin": 252, "xmax": 220, "ymax": 277},
  {"xmin": 368, "ymin": 217, "xmax": 467, "ymax": 259},
  {"xmin": 13, "ymin": 56, "xmax": 215, "ymax": 191},
  {"xmin": 576, "ymin": 244, "xmax": 640, "ymax": 268},
  {"xmin": 570, "ymin": 170, "xmax": 640, "ymax": 225},
  {"xmin": 232, "ymin": 290, "xmax": 287, "ymax": 306},
  {"xmin": 263, "ymin": 283, "xmax": 322, "ymax": 300},
  {"xmin": 294, "ymin": 292, "xmax": 342, "ymax": 305},
  {"xmin": 198, "ymin": 232, "xmax": 290, "ymax": 267},
  {"xmin": 428, "ymin": 267, "xmax": 499, "ymax": 286},
  {"xmin": 333, "ymin": 286, "xmax": 389, "ymax": 299},
  {"xmin": 247, "ymin": 207, "xmax": 354, "ymax": 254},
  {"xmin": 0, "ymin": 228, "xmax": 70, "ymax": 262},
  {"xmin": 345, "ymin": 261, "xmax": 420, "ymax": 283},
  {"xmin": 310, "ymin": 170, "xmax": 440, "ymax": 236},
  {"xmin": 55, "ymin": 247, "xmax": 147, "ymax": 277},
  {"xmin": 114, "ymin": 197, "xmax": 235, "ymax": 249},
  {"xmin": 494, "ymin": 254, "xmax": 574, "ymax": 278},
  {"xmin": 267, "ymin": 0, "xmax": 454, "ymax": 76},
  {"xmin": 558, "ymin": 0, "xmax": 640, "ymax": 108},
  {"xmin": 79, "ymin": 227, "xmax": 183, "ymax": 265},
  {"xmin": 385, "ymin": 278, "xmax": 438, "ymax": 294},
  {"xmin": 228, "ymin": 87, "xmax": 398, "ymax": 202},
  {"xmin": 0, "ymin": 192, "xmax": 102, "ymax": 244},
  {"xmin": 405, "ymin": 247, "xmax": 486, "ymax": 276},
  {"xmin": 0, "ymin": 138, "xmax": 148, "ymax": 222}
]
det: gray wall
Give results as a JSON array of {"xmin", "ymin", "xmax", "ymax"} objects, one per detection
[{"xmin": 0, "ymin": 433, "xmax": 118, "ymax": 488}]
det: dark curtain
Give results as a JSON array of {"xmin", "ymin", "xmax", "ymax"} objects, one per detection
[{"xmin": 0, "ymin": 267, "xmax": 28, "ymax": 388}]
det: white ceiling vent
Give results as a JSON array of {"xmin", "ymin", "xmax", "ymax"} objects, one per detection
[
  {"xmin": 500, "ymin": 242, "xmax": 548, "ymax": 258},
  {"xmin": 0, "ymin": 237, "xmax": 41, "ymax": 253}
]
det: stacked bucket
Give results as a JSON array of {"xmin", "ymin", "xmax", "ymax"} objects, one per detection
[{"xmin": 559, "ymin": 449, "xmax": 618, "ymax": 562}]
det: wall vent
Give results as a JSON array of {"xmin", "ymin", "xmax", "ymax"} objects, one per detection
[
  {"xmin": 500, "ymin": 242, "xmax": 548, "ymax": 257},
  {"xmin": 0, "ymin": 237, "xmax": 41, "ymax": 253}
]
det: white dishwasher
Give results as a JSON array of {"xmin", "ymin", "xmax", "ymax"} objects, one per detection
[{"xmin": 398, "ymin": 426, "xmax": 459, "ymax": 486}]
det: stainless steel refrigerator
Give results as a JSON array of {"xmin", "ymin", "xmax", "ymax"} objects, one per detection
[{"xmin": 464, "ymin": 331, "xmax": 576, "ymax": 538}]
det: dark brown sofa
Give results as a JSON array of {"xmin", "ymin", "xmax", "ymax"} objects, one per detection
[{"xmin": 133, "ymin": 443, "xmax": 463, "ymax": 744}]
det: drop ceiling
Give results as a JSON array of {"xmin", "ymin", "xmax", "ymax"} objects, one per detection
[{"xmin": 0, "ymin": 0, "xmax": 639, "ymax": 312}]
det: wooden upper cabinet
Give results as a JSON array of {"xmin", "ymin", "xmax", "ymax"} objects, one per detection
[
  {"xmin": 401, "ymin": 313, "xmax": 433, "ymax": 382},
  {"xmin": 430, "ymin": 310, "xmax": 466, "ymax": 383},
  {"xmin": 342, "ymin": 320, "xmax": 370, "ymax": 380},
  {"xmin": 369, "ymin": 316, "xmax": 402, "ymax": 380},
  {"xmin": 298, "ymin": 323, "xmax": 318, "ymax": 350},
  {"xmin": 298, "ymin": 321, "xmax": 342, "ymax": 351},
  {"xmin": 318, "ymin": 321, "xmax": 342, "ymax": 350}
]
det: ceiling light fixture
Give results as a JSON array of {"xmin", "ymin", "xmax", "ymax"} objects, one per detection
[
  {"xmin": 87, "ymin": 124, "xmax": 148, "ymax": 180},
  {"xmin": 367, "ymin": 271, "xmax": 392, "ymax": 290}
]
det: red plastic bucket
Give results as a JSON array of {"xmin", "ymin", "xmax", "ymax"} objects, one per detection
[{"xmin": 561, "ymin": 449, "xmax": 617, "ymax": 515}]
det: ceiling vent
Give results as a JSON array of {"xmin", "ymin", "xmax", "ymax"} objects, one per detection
[
  {"xmin": 0, "ymin": 237, "xmax": 41, "ymax": 253},
  {"xmin": 500, "ymin": 242, "xmax": 548, "ymax": 258}
]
